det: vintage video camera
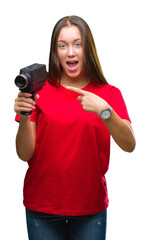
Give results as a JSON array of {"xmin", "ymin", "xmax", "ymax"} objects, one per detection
[{"xmin": 15, "ymin": 63, "xmax": 47, "ymax": 115}]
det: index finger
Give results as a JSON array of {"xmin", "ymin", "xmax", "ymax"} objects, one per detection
[
  {"xmin": 66, "ymin": 86, "xmax": 87, "ymax": 95},
  {"xmin": 18, "ymin": 92, "xmax": 32, "ymax": 97}
]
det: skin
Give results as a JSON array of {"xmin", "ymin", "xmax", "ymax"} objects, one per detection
[
  {"xmin": 14, "ymin": 25, "xmax": 135, "ymax": 161},
  {"xmin": 14, "ymin": 92, "xmax": 38, "ymax": 161}
]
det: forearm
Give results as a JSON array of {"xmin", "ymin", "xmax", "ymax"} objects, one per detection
[
  {"xmin": 101, "ymin": 110, "xmax": 136, "ymax": 152},
  {"xmin": 16, "ymin": 117, "xmax": 36, "ymax": 161}
]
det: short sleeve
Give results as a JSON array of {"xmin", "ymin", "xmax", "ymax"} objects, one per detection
[
  {"xmin": 15, "ymin": 105, "xmax": 40, "ymax": 122},
  {"xmin": 109, "ymin": 87, "xmax": 131, "ymax": 122}
]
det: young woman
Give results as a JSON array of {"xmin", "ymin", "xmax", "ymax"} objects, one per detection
[{"xmin": 14, "ymin": 16, "xmax": 135, "ymax": 240}]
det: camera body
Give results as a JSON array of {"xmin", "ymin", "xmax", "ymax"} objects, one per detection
[{"xmin": 15, "ymin": 63, "xmax": 47, "ymax": 115}]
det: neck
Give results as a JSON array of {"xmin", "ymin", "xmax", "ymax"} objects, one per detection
[{"xmin": 60, "ymin": 73, "xmax": 90, "ymax": 89}]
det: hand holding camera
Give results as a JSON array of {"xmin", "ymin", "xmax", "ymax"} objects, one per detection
[
  {"xmin": 14, "ymin": 63, "xmax": 47, "ymax": 116},
  {"xmin": 14, "ymin": 92, "xmax": 39, "ymax": 117}
]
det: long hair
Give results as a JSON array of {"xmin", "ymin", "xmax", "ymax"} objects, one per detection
[{"xmin": 48, "ymin": 16, "xmax": 108, "ymax": 84}]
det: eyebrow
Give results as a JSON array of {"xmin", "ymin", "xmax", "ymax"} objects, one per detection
[{"xmin": 58, "ymin": 38, "xmax": 82, "ymax": 43}]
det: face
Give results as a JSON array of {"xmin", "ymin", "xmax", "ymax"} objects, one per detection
[{"xmin": 57, "ymin": 25, "xmax": 85, "ymax": 81}]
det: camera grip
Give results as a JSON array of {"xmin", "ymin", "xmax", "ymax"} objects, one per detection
[
  {"xmin": 20, "ymin": 92, "xmax": 35, "ymax": 116},
  {"xmin": 21, "ymin": 111, "xmax": 32, "ymax": 115}
]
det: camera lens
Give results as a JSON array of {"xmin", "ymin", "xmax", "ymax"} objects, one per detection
[{"xmin": 15, "ymin": 74, "xmax": 29, "ymax": 89}]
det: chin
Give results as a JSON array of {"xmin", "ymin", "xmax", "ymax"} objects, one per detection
[{"xmin": 67, "ymin": 71, "xmax": 84, "ymax": 80}]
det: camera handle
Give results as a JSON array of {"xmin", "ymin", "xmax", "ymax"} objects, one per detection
[{"xmin": 21, "ymin": 92, "xmax": 36, "ymax": 115}]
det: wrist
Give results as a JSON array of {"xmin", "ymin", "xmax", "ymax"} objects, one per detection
[
  {"xmin": 96, "ymin": 103, "xmax": 109, "ymax": 117},
  {"xmin": 97, "ymin": 104, "xmax": 112, "ymax": 120},
  {"xmin": 19, "ymin": 115, "xmax": 31, "ymax": 123}
]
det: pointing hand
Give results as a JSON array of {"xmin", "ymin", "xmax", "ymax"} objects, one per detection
[{"xmin": 66, "ymin": 86, "xmax": 109, "ymax": 116}]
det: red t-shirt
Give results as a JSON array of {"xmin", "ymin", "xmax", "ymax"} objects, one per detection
[{"xmin": 15, "ymin": 80, "xmax": 130, "ymax": 216}]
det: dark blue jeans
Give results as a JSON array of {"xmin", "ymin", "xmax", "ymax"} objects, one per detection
[{"xmin": 26, "ymin": 208, "xmax": 107, "ymax": 240}]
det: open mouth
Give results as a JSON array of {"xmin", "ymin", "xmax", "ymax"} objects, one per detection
[{"xmin": 66, "ymin": 61, "xmax": 78, "ymax": 69}]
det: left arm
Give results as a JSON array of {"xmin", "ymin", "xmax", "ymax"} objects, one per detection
[
  {"xmin": 66, "ymin": 86, "xmax": 136, "ymax": 152},
  {"xmin": 101, "ymin": 110, "xmax": 135, "ymax": 152}
]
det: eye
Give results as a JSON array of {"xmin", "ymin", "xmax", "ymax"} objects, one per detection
[
  {"xmin": 58, "ymin": 44, "xmax": 66, "ymax": 49},
  {"xmin": 75, "ymin": 43, "xmax": 82, "ymax": 47}
]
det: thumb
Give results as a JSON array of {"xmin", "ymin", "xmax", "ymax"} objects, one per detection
[{"xmin": 34, "ymin": 94, "xmax": 40, "ymax": 101}]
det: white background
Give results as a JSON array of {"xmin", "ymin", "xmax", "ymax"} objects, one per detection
[{"xmin": 0, "ymin": 0, "xmax": 150, "ymax": 239}]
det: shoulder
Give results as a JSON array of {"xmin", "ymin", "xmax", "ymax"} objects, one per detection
[
  {"xmin": 37, "ymin": 79, "xmax": 56, "ymax": 96},
  {"xmin": 90, "ymin": 81, "xmax": 118, "ymax": 91},
  {"xmin": 89, "ymin": 82, "xmax": 120, "ymax": 96},
  {"xmin": 89, "ymin": 82, "xmax": 124, "ymax": 103}
]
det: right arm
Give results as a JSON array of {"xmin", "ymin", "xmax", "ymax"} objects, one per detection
[{"xmin": 14, "ymin": 92, "xmax": 39, "ymax": 161}]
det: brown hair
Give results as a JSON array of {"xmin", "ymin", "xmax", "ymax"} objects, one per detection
[{"xmin": 48, "ymin": 15, "xmax": 108, "ymax": 84}]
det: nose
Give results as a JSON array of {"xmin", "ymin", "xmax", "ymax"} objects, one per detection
[{"xmin": 67, "ymin": 46, "xmax": 75, "ymax": 57}]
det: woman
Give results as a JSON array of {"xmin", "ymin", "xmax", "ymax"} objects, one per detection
[{"xmin": 14, "ymin": 16, "xmax": 135, "ymax": 240}]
